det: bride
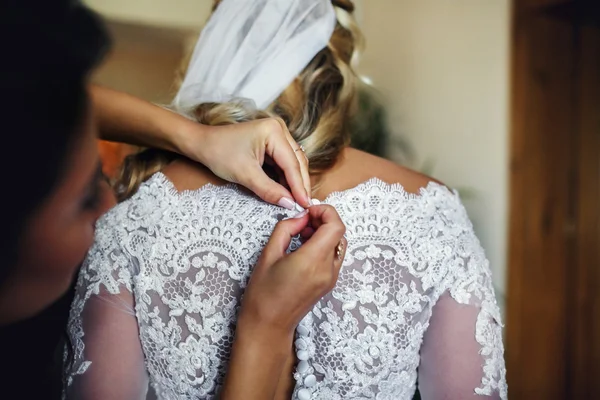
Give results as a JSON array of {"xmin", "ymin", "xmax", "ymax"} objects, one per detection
[{"xmin": 64, "ymin": 0, "xmax": 507, "ymax": 399}]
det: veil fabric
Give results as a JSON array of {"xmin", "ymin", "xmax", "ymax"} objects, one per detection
[{"xmin": 172, "ymin": 0, "xmax": 336, "ymax": 111}]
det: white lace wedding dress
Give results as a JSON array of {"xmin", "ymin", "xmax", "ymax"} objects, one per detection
[{"xmin": 64, "ymin": 172, "xmax": 507, "ymax": 400}]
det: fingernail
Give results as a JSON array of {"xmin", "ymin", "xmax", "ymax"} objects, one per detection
[
  {"xmin": 295, "ymin": 203, "xmax": 305, "ymax": 212},
  {"xmin": 293, "ymin": 209, "xmax": 309, "ymax": 219},
  {"xmin": 311, "ymin": 198, "xmax": 321, "ymax": 205},
  {"xmin": 278, "ymin": 197, "xmax": 296, "ymax": 210}
]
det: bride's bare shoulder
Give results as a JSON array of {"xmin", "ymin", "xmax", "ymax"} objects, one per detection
[
  {"xmin": 316, "ymin": 147, "xmax": 444, "ymax": 198},
  {"xmin": 161, "ymin": 158, "xmax": 227, "ymax": 192},
  {"xmin": 160, "ymin": 147, "xmax": 444, "ymax": 199}
]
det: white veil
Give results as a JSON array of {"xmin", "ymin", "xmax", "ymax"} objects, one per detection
[{"xmin": 172, "ymin": 0, "xmax": 336, "ymax": 111}]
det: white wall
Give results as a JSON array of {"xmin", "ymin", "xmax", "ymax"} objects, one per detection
[
  {"xmin": 357, "ymin": 0, "xmax": 510, "ymax": 307},
  {"xmin": 84, "ymin": 0, "xmax": 212, "ymax": 29},
  {"xmin": 84, "ymin": 0, "xmax": 206, "ymax": 103},
  {"xmin": 92, "ymin": 21, "xmax": 190, "ymax": 103}
]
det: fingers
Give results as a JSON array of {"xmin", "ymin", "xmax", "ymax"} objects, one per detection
[
  {"xmin": 289, "ymin": 205, "xmax": 346, "ymax": 293},
  {"xmin": 265, "ymin": 118, "xmax": 311, "ymax": 208},
  {"xmin": 240, "ymin": 164, "xmax": 298, "ymax": 208},
  {"xmin": 281, "ymin": 128, "xmax": 311, "ymax": 206},
  {"xmin": 257, "ymin": 212, "xmax": 310, "ymax": 268},
  {"xmin": 292, "ymin": 145, "xmax": 311, "ymax": 206},
  {"xmin": 296, "ymin": 205, "xmax": 346, "ymax": 260},
  {"xmin": 300, "ymin": 226, "xmax": 315, "ymax": 240}
]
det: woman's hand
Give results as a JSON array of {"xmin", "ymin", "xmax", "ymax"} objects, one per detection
[
  {"xmin": 91, "ymin": 85, "xmax": 311, "ymax": 208},
  {"xmin": 221, "ymin": 205, "xmax": 346, "ymax": 399},
  {"xmin": 180, "ymin": 117, "xmax": 312, "ymax": 209},
  {"xmin": 240, "ymin": 204, "xmax": 346, "ymax": 334}
]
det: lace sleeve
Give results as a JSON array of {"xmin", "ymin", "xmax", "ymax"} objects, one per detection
[
  {"xmin": 417, "ymin": 199, "xmax": 507, "ymax": 400},
  {"xmin": 64, "ymin": 216, "xmax": 149, "ymax": 399}
]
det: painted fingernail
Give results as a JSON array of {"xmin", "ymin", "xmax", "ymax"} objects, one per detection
[
  {"xmin": 278, "ymin": 197, "xmax": 296, "ymax": 210},
  {"xmin": 293, "ymin": 209, "xmax": 309, "ymax": 219},
  {"xmin": 311, "ymin": 198, "xmax": 321, "ymax": 205},
  {"xmin": 295, "ymin": 203, "xmax": 305, "ymax": 212}
]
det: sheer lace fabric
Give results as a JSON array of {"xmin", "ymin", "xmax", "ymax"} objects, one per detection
[{"xmin": 64, "ymin": 172, "xmax": 507, "ymax": 399}]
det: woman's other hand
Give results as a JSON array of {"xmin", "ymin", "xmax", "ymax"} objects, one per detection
[
  {"xmin": 221, "ymin": 205, "xmax": 346, "ymax": 399},
  {"xmin": 240, "ymin": 204, "xmax": 346, "ymax": 336},
  {"xmin": 181, "ymin": 117, "xmax": 312, "ymax": 209}
]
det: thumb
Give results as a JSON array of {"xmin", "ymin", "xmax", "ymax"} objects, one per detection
[
  {"xmin": 257, "ymin": 211, "xmax": 309, "ymax": 268},
  {"xmin": 241, "ymin": 165, "xmax": 297, "ymax": 209}
]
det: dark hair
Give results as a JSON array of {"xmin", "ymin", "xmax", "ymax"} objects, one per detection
[{"xmin": 0, "ymin": 0, "xmax": 110, "ymax": 285}]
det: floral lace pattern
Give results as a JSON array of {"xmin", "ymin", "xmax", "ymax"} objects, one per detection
[{"xmin": 65, "ymin": 172, "xmax": 507, "ymax": 399}]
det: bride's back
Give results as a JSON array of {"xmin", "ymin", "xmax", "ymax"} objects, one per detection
[{"xmin": 64, "ymin": 149, "xmax": 505, "ymax": 398}]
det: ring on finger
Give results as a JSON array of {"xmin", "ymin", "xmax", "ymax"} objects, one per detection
[
  {"xmin": 336, "ymin": 240, "xmax": 345, "ymax": 260},
  {"xmin": 295, "ymin": 144, "xmax": 308, "ymax": 162}
]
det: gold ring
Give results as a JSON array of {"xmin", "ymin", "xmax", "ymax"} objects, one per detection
[
  {"xmin": 294, "ymin": 145, "xmax": 305, "ymax": 153},
  {"xmin": 336, "ymin": 240, "xmax": 345, "ymax": 260}
]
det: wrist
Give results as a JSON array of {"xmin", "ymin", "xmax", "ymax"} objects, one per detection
[
  {"xmin": 236, "ymin": 312, "xmax": 294, "ymax": 348},
  {"xmin": 221, "ymin": 313, "xmax": 293, "ymax": 399},
  {"xmin": 170, "ymin": 115, "xmax": 201, "ymax": 154},
  {"xmin": 172, "ymin": 116, "xmax": 212, "ymax": 163}
]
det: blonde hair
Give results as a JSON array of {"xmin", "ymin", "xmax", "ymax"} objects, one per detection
[{"xmin": 116, "ymin": 0, "xmax": 363, "ymax": 201}]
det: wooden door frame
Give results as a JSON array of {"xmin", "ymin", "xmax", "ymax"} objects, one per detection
[{"xmin": 506, "ymin": 0, "xmax": 600, "ymax": 398}]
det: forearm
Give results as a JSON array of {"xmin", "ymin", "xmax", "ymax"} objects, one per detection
[
  {"xmin": 90, "ymin": 84, "xmax": 203, "ymax": 155},
  {"xmin": 221, "ymin": 315, "xmax": 293, "ymax": 399}
]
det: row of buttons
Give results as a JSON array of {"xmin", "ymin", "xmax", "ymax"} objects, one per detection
[{"xmin": 295, "ymin": 322, "xmax": 317, "ymax": 399}]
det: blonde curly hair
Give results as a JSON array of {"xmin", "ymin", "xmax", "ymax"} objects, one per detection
[{"xmin": 116, "ymin": 0, "xmax": 363, "ymax": 201}]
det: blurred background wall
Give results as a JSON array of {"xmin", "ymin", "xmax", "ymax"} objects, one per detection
[{"xmin": 357, "ymin": 1, "xmax": 510, "ymax": 313}]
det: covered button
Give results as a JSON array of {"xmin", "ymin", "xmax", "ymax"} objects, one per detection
[
  {"xmin": 297, "ymin": 388, "xmax": 311, "ymax": 400},
  {"xmin": 295, "ymin": 338, "xmax": 307, "ymax": 350},
  {"xmin": 297, "ymin": 350, "xmax": 309, "ymax": 360},
  {"xmin": 297, "ymin": 360, "xmax": 309, "ymax": 374},
  {"xmin": 296, "ymin": 325, "xmax": 310, "ymax": 337},
  {"xmin": 304, "ymin": 374, "xmax": 317, "ymax": 387}
]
